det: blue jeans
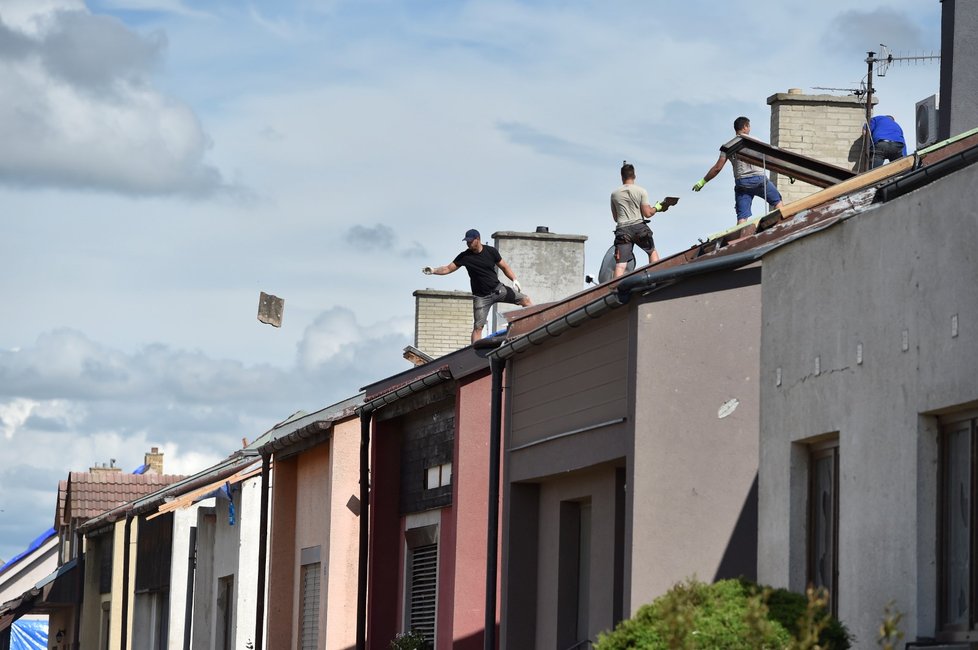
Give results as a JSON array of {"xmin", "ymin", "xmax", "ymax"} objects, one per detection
[{"xmin": 734, "ymin": 175, "xmax": 782, "ymax": 220}]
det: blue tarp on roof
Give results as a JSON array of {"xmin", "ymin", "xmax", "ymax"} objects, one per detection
[
  {"xmin": 11, "ymin": 619, "xmax": 47, "ymax": 650},
  {"xmin": 0, "ymin": 529, "xmax": 55, "ymax": 578}
]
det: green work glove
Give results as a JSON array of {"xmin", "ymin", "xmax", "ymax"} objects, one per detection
[
  {"xmin": 654, "ymin": 202, "xmax": 664, "ymax": 212},
  {"xmin": 692, "ymin": 178, "xmax": 707, "ymax": 191}
]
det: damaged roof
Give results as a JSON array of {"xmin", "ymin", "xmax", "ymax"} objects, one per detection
[{"xmin": 502, "ymin": 127, "xmax": 978, "ymax": 345}]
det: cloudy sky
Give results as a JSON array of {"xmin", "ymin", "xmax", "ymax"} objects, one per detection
[{"xmin": 0, "ymin": 0, "xmax": 941, "ymax": 561}]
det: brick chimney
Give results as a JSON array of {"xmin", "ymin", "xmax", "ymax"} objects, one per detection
[
  {"xmin": 144, "ymin": 447, "xmax": 164, "ymax": 475},
  {"xmin": 412, "ymin": 289, "xmax": 474, "ymax": 359},
  {"xmin": 767, "ymin": 89, "xmax": 876, "ymax": 204}
]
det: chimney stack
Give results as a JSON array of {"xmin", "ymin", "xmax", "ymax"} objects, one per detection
[
  {"xmin": 490, "ymin": 229, "xmax": 587, "ymax": 331},
  {"xmin": 767, "ymin": 90, "xmax": 876, "ymax": 204},
  {"xmin": 412, "ymin": 289, "xmax": 474, "ymax": 359},
  {"xmin": 144, "ymin": 447, "xmax": 164, "ymax": 475}
]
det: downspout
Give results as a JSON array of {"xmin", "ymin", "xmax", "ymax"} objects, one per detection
[
  {"xmin": 254, "ymin": 453, "xmax": 271, "ymax": 650},
  {"xmin": 355, "ymin": 368, "xmax": 454, "ymax": 650},
  {"xmin": 356, "ymin": 410, "xmax": 373, "ymax": 650},
  {"xmin": 72, "ymin": 530, "xmax": 85, "ymax": 650},
  {"xmin": 483, "ymin": 352, "xmax": 504, "ymax": 650},
  {"xmin": 119, "ymin": 513, "xmax": 133, "ymax": 650},
  {"xmin": 183, "ymin": 526, "xmax": 197, "ymax": 650}
]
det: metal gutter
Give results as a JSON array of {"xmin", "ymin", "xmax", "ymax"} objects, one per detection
[
  {"xmin": 254, "ymin": 454, "xmax": 271, "ymax": 650},
  {"xmin": 490, "ymin": 246, "xmax": 773, "ymax": 362},
  {"xmin": 492, "ymin": 217, "xmax": 852, "ymax": 363},
  {"xmin": 76, "ymin": 453, "xmax": 259, "ymax": 535},
  {"xmin": 875, "ymin": 141, "xmax": 978, "ymax": 204}
]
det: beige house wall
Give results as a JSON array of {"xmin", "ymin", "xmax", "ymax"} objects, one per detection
[
  {"xmin": 292, "ymin": 445, "xmax": 329, "ymax": 645},
  {"xmin": 78, "ymin": 535, "xmax": 105, "ymax": 649},
  {"xmin": 629, "ymin": 268, "xmax": 761, "ymax": 608},
  {"xmin": 324, "ymin": 417, "xmax": 361, "ymax": 650}
]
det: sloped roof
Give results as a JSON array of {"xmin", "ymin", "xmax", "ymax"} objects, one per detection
[
  {"xmin": 501, "ymin": 128, "xmax": 978, "ymax": 344},
  {"xmin": 256, "ymin": 393, "xmax": 364, "ymax": 455},
  {"xmin": 65, "ymin": 472, "xmax": 184, "ymax": 522}
]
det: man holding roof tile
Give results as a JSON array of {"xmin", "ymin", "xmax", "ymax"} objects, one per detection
[{"xmin": 422, "ymin": 229, "xmax": 531, "ymax": 343}]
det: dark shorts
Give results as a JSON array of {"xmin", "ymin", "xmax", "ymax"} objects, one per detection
[
  {"xmin": 614, "ymin": 222, "xmax": 655, "ymax": 264},
  {"xmin": 473, "ymin": 284, "xmax": 527, "ymax": 329}
]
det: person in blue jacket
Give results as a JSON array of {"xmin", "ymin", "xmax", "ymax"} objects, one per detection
[{"xmin": 866, "ymin": 115, "xmax": 907, "ymax": 168}]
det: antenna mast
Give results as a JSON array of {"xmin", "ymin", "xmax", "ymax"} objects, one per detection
[{"xmin": 860, "ymin": 44, "xmax": 940, "ymax": 169}]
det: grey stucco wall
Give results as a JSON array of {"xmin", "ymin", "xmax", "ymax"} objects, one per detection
[
  {"xmin": 949, "ymin": 1, "xmax": 978, "ymax": 138},
  {"xmin": 758, "ymin": 161, "xmax": 978, "ymax": 645},
  {"xmin": 629, "ymin": 267, "xmax": 762, "ymax": 611}
]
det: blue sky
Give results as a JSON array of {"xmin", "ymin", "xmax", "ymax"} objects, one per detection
[{"xmin": 0, "ymin": 0, "xmax": 942, "ymax": 561}]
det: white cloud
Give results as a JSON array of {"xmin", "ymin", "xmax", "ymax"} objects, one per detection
[
  {"xmin": 0, "ymin": 3, "xmax": 227, "ymax": 195},
  {"xmin": 0, "ymin": 398, "xmax": 36, "ymax": 439}
]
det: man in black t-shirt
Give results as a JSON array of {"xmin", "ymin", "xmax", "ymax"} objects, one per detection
[{"xmin": 423, "ymin": 229, "xmax": 532, "ymax": 343}]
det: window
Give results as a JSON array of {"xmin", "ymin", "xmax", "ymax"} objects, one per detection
[
  {"xmin": 425, "ymin": 462, "xmax": 452, "ymax": 490},
  {"xmin": 298, "ymin": 546, "xmax": 321, "ymax": 650},
  {"xmin": 299, "ymin": 564, "xmax": 321, "ymax": 649},
  {"xmin": 404, "ymin": 525, "xmax": 438, "ymax": 647},
  {"xmin": 216, "ymin": 575, "xmax": 234, "ymax": 650},
  {"xmin": 557, "ymin": 499, "xmax": 592, "ymax": 649},
  {"xmin": 808, "ymin": 441, "xmax": 839, "ymax": 615},
  {"xmin": 939, "ymin": 413, "xmax": 978, "ymax": 636}
]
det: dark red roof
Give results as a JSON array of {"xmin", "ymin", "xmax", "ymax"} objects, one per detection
[{"xmin": 65, "ymin": 472, "xmax": 184, "ymax": 522}]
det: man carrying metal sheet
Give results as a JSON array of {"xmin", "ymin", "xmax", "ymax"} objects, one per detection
[{"xmin": 692, "ymin": 116, "xmax": 783, "ymax": 224}]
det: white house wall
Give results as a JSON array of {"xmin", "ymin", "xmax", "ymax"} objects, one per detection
[{"xmin": 167, "ymin": 506, "xmax": 199, "ymax": 650}]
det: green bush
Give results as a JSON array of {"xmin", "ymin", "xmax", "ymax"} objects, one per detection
[
  {"xmin": 595, "ymin": 579, "xmax": 851, "ymax": 650},
  {"xmin": 390, "ymin": 630, "xmax": 429, "ymax": 650}
]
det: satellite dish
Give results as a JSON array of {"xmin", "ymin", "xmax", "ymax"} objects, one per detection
[{"xmin": 597, "ymin": 245, "xmax": 634, "ymax": 284}]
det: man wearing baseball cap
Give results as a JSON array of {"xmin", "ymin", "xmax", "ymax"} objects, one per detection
[{"xmin": 423, "ymin": 229, "xmax": 531, "ymax": 342}]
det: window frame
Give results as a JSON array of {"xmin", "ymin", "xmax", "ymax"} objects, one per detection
[
  {"xmin": 807, "ymin": 438, "xmax": 839, "ymax": 617},
  {"xmin": 937, "ymin": 411, "xmax": 978, "ymax": 641},
  {"xmin": 403, "ymin": 524, "xmax": 439, "ymax": 647}
]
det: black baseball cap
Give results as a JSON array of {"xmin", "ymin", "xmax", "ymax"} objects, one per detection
[{"xmin": 463, "ymin": 229, "xmax": 480, "ymax": 242}]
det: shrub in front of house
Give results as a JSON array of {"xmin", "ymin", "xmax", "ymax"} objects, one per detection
[
  {"xmin": 390, "ymin": 630, "xmax": 429, "ymax": 650},
  {"xmin": 595, "ymin": 578, "xmax": 851, "ymax": 650}
]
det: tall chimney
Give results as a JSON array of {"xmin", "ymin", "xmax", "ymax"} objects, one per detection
[
  {"xmin": 767, "ymin": 90, "xmax": 876, "ymax": 204},
  {"xmin": 412, "ymin": 289, "xmax": 474, "ymax": 359},
  {"xmin": 490, "ymin": 229, "xmax": 588, "ymax": 331},
  {"xmin": 144, "ymin": 447, "xmax": 164, "ymax": 475}
]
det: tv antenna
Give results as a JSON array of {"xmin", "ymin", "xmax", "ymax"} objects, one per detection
[{"xmin": 857, "ymin": 44, "xmax": 941, "ymax": 170}]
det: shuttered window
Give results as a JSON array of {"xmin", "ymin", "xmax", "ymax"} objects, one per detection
[
  {"xmin": 406, "ymin": 542, "xmax": 437, "ymax": 645},
  {"xmin": 299, "ymin": 562, "xmax": 321, "ymax": 650}
]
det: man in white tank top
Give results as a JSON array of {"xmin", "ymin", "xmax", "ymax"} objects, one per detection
[{"xmin": 691, "ymin": 116, "xmax": 783, "ymax": 224}]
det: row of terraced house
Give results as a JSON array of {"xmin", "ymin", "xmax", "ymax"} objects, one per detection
[{"xmin": 4, "ymin": 14, "xmax": 978, "ymax": 649}]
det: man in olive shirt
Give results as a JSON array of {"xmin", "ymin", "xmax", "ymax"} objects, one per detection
[
  {"xmin": 423, "ymin": 229, "xmax": 531, "ymax": 343},
  {"xmin": 611, "ymin": 161, "xmax": 668, "ymax": 279}
]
